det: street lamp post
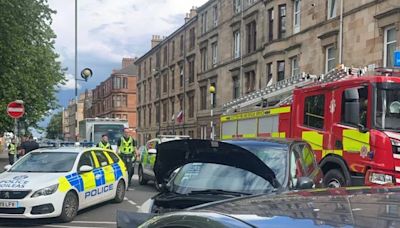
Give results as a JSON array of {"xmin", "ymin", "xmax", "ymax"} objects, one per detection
[{"xmin": 209, "ymin": 85, "xmax": 215, "ymax": 140}]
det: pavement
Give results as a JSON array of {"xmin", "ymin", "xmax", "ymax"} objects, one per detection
[{"xmin": 0, "ymin": 159, "xmax": 158, "ymax": 228}]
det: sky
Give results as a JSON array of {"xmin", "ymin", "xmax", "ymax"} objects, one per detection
[{"xmin": 38, "ymin": 0, "xmax": 208, "ymax": 131}]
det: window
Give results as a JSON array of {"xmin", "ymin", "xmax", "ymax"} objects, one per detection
[
  {"xmin": 277, "ymin": 61, "xmax": 285, "ymax": 81},
  {"xmin": 189, "ymin": 94, "xmax": 195, "ymax": 118},
  {"xmin": 148, "ymin": 106, "xmax": 152, "ymax": 125},
  {"xmin": 171, "ymin": 41, "xmax": 175, "ymax": 61},
  {"xmin": 188, "ymin": 130, "xmax": 194, "ymax": 138},
  {"xmin": 171, "ymin": 68, "xmax": 175, "ymax": 90},
  {"xmin": 325, "ymin": 46, "xmax": 336, "ymax": 73},
  {"xmin": 107, "ymin": 152, "xmax": 119, "ymax": 163},
  {"xmin": 245, "ymin": 71, "xmax": 256, "ymax": 94},
  {"xmin": 327, "ymin": 0, "xmax": 337, "ymax": 19},
  {"xmin": 148, "ymin": 79, "xmax": 152, "ymax": 100},
  {"xmin": 278, "ymin": 4, "xmax": 286, "ymax": 39},
  {"xmin": 138, "ymin": 85, "xmax": 141, "ymax": 103},
  {"xmin": 293, "ymin": 0, "xmax": 301, "ymax": 34},
  {"xmin": 341, "ymin": 87, "xmax": 368, "ymax": 127},
  {"xmin": 268, "ymin": 8, "xmax": 274, "ymax": 42},
  {"xmin": 138, "ymin": 63, "xmax": 142, "ymax": 78},
  {"xmin": 211, "ymin": 42, "xmax": 218, "ymax": 66},
  {"xmin": 179, "ymin": 65, "xmax": 184, "ymax": 87},
  {"xmin": 384, "ymin": 26, "xmax": 397, "ymax": 67},
  {"xmin": 163, "ymin": 46, "xmax": 168, "ymax": 66},
  {"xmin": 233, "ymin": 76, "xmax": 240, "ymax": 99},
  {"xmin": 149, "ymin": 57, "xmax": 152, "ymax": 73},
  {"xmin": 213, "ymin": 5, "xmax": 218, "ymax": 27},
  {"xmin": 200, "ymin": 125, "xmax": 207, "ymax": 139},
  {"xmin": 171, "ymin": 98, "xmax": 175, "ymax": 119},
  {"xmin": 266, "ymin": 63, "xmax": 273, "ymax": 86},
  {"xmin": 291, "ymin": 56, "xmax": 299, "ymax": 76},
  {"xmin": 189, "ymin": 28, "xmax": 195, "ymax": 50},
  {"xmin": 304, "ymin": 94, "xmax": 325, "ymax": 129},
  {"xmin": 78, "ymin": 152, "xmax": 94, "ymax": 168},
  {"xmin": 188, "ymin": 58, "xmax": 195, "ymax": 83},
  {"xmin": 180, "ymin": 35, "xmax": 184, "ymax": 56},
  {"xmin": 234, "ymin": 0, "xmax": 241, "ymax": 13},
  {"xmin": 144, "ymin": 61, "xmax": 147, "ymax": 77},
  {"xmin": 156, "ymin": 76, "xmax": 160, "ymax": 98},
  {"xmin": 201, "ymin": 11, "xmax": 208, "ymax": 34},
  {"xmin": 156, "ymin": 103, "xmax": 160, "ymax": 123},
  {"xmin": 200, "ymin": 86, "xmax": 207, "ymax": 110},
  {"xmin": 94, "ymin": 151, "xmax": 109, "ymax": 167},
  {"xmin": 113, "ymin": 77, "xmax": 127, "ymax": 89},
  {"xmin": 179, "ymin": 96, "xmax": 183, "ymax": 110},
  {"xmin": 163, "ymin": 101, "xmax": 168, "ymax": 122},
  {"xmin": 156, "ymin": 51, "xmax": 161, "ymax": 68},
  {"xmin": 246, "ymin": 21, "xmax": 257, "ymax": 53},
  {"xmin": 233, "ymin": 31, "xmax": 241, "ymax": 59},
  {"xmin": 201, "ymin": 48, "xmax": 208, "ymax": 72},
  {"xmin": 211, "ymin": 82, "xmax": 216, "ymax": 108},
  {"xmin": 163, "ymin": 73, "xmax": 168, "ymax": 93}
]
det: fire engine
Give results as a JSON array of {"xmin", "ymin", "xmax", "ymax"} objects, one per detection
[{"xmin": 221, "ymin": 65, "xmax": 400, "ymax": 187}]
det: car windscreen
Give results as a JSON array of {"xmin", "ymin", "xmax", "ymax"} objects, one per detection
[
  {"xmin": 9, "ymin": 152, "xmax": 78, "ymax": 173},
  {"xmin": 172, "ymin": 163, "xmax": 274, "ymax": 195}
]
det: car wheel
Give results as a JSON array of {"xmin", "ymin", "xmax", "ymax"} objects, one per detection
[
  {"xmin": 138, "ymin": 166, "xmax": 147, "ymax": 185},
  {"xmin": 324, "ymin": 169, "xmax": 346, "ymax": 188},
  {"xmin": 59, "ymin": 191, "xmax": 78, "ymax": 223},
  {"xmin": 113, "ymin": 180, "xmax": 126, "ymax": 203}
]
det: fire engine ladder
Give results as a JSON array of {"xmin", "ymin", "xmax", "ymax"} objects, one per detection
[{"xmin": 222, "ymin": 65, "xmax": 365, "ymax": 112}]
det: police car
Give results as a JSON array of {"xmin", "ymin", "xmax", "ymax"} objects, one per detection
[{"xmin": 0, "ymin": 147, "xmax": 128, "ymax": 222}]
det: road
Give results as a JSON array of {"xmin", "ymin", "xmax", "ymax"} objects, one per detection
[{"xmin": 0, "ymin": 159, "xmax": 158, "ymax": 228}]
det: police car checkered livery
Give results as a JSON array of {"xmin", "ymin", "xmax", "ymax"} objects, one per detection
[{"xmin": 0, "ymin": 147, "xmax": 128, "ymax": 222}]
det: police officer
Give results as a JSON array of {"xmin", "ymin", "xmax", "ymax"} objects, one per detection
[
  {"xmin": 117, "ymin": 128, "xmax": 136, "ymax": 187},
  {"xmin": 97, "ymin": 134, "xmax": 112, "ymax": 150},
  {"xmin": 8, "ymin": 138, "xmax": 17, "ymax": 165}
]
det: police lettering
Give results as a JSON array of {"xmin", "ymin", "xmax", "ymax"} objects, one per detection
[
  {"xmin": 84, "ymin": 184, "xmax": 113, "ymax": 199},
  {"xmin": 0, "ymin": 179, "xmax": 28, "ymax": 189}
]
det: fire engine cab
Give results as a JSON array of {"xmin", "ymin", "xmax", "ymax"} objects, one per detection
[{"xmin": 221, "ymin": 66, "xmax": 400, "ymax": 187}]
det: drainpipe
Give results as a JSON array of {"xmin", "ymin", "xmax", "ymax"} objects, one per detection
[{"xmin": 338, "ymin": 0, "xmax": 344, "ymax": 64}]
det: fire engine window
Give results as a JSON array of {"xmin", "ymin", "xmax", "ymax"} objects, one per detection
[
  {"xmin": 341, "ymin": 87, "xmax": 368, "ymax": 127},
  {"xmin": 304, "ymin": 95, "xmax": 325, "ymax": 129}
]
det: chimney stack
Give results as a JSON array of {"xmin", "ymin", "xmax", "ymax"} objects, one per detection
[
  {"xmin": 189, "ymin": 6, "xmax": 197, "ymax": 18},
  {"xmin": 151, "ymin": 35, "xmax": 163, "ymax": 48},
  {"xmin": 122, "ymin": 57, "xmax": 135, "ymax": 68}
]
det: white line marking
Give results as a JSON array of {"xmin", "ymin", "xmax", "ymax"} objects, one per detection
[
  {"xmin": 71, "ymin": 221, "xmax": 116, "ymax": 224},
  {"xmin": 124, "ymin": 197, "xmax": 128, "ymax": 200},
  {"xmin": 44, "ymin": 225, "xmax": 104, "ymax": 228},
  {"xmin": 128, "ymin": 188, "xmax": 135, "ymax": 191},
  {"xmin": 128, "ymin": 200, "xmax": 137, "ymax": 205},
  {"xmin": 136, "ymin": 206, "xmax": 141, "ymax": 209}
]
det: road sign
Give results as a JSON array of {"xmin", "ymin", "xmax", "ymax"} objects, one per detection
[
  {"xmin": 395, "ymin": 50, "xmax": 400, "ymax": 67},
  {"xmin": 7, "ymin": 101, "xmax": 25, "ymax": 119}
]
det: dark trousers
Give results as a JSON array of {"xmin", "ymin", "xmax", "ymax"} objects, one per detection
[
  {"xmin": 8, "ymin": 153, "xmax": 15, "ymax": 165},
  {"xmin": 120, "ymin": 154, "xmax": 134, "ymax": 186}
]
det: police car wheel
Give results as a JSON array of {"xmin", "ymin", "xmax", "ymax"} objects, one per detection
[
  {"xmin": 113, "ymin": 180, "xmax": 126, "ymax": 203},
  {"xmin": 138, "ymin": 166, "xmax": 147, "ymax": 185},
  {"xmin": 59, "ymin": 191, "xmax": 78, "ymax": 222}
]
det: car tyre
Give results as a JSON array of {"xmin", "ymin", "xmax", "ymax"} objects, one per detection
[
  {"xmin": 59, "ymin": 191, "xmax": 78, "ymax": 223},
  {"xmin": 113, "ymin": 180, "xmax": 126, "ymax": 203},
  {"xmin": 324, "ymin": 169, "xmax": 346, "ymax": 188},
  {"xmin": 138, "ymin": 166, "xmax": 148, "ymax": 185}
]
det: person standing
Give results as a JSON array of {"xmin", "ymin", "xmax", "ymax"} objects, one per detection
[
  {"xmin": 97, "ymin": 134, "xmax": 112, "ymax": 150},
  {"xmin": 7, "ymin": 138, "xmax": 17, "ymax": 165},
  {"xmin": 117, "ymin": 128, "xmax": 136, "ymax": 187},
  {"xmin": 20, "ymin": 135, "xmax": 39, "ymax": 157}
]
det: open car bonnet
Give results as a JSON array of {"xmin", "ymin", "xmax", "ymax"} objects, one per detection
[{"xmin": 154, "ymin": 139, "xmax": 277, "ymax": 186}]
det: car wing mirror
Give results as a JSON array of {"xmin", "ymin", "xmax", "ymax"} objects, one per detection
[
  {"xmin": 296, "ymin": 177, "xmax": 315, "ymax": 190},
  {"xmin": 79, "ymin": 165, "xmax": 94, "ymax": 173},
  {"xmin": 148, "ymin": 149, "xmax": 157, "ymax": 154},
  {"xmin": 358, "ymin": 124, "xmax": 369, "ymax": 133},
  {"xmin": 4, "ymin": 165, "xmax": 12, "ymax": 171}
]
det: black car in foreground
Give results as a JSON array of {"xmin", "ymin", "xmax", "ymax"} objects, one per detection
[
  {"xmin": 118, "ymin": 186, "xmax": 400, "ymax": 228},
  {"xmin": 126, "ymin": 139, "xmax": 323, "ymax": 215}
]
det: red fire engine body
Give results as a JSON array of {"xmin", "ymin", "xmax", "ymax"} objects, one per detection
[{"xmin": 221, "ymin": 69, "xmax": 400, "ymax": 187}]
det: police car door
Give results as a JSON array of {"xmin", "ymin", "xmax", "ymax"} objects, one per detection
[
  {"xmin": 92, "ymin": 150, "xmax": 115, "ymax": 201},
  {"xmin": 77, "ymin": 151, "xmax": 97, "ymax": 208}
]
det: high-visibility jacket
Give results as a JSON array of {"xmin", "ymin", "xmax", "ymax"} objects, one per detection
[
  {"xmin": 119, "ymin": 137, "xmax": 135, "ymax": 155},
  {"xmin": 98, "ymin": 141, "xmax": 111, "ymax": 150},
  {"xmin": 8, "ymin": 143, "xmax": 16, "ymax": 155}
]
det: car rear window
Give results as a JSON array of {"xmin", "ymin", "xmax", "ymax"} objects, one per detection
[{"xmin": 107, "ymin": 152, "xmax": 120, "ymax": 163}]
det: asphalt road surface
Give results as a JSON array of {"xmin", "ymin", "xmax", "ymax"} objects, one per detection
[{"xmin": 0, "ymin": 159, "xmax": 158, "ymax": 228}]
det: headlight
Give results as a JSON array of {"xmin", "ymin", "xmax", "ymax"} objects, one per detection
[
  {"xmin": 31, "ymin": 184, "xmax": 59, "ymax": 198},
  {"xmin": 369, "ymin": 173, "xmax": 393, "ymax": 185},
  {"xmin": 391, "ymin": 139, "xmax": 400, "ymax": 147}
]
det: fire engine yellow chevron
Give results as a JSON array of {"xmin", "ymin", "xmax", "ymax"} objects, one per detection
[
  {"xmin": 58, "ymin": 176, "xmax": 72, "ymax": 193},
  {"xmin": 343, "ymin": 129, "xmax": 370, "ymax": 152},
  {"xmin": 302, "ymin": 131, "xmax": 323, "ymax": 151}
]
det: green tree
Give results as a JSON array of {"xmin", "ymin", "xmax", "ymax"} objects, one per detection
[
  {"xmin": 0, "ymin": 0, "xmax": 65, "ymax": 132},
  {"xmin": 46, "ymin": 111, "xmax": 63, "ymax": 139}
]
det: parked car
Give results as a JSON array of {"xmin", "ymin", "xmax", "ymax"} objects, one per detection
[
  {"xmin": 137, "ymin": 135, "xmax": 190, "ymax": 189},
  {"xmin": 118, "ymin": 186, "xmax": 400, "ymax": 228},
  {"xmin": 135, "ymin": 138, "xmax": 323, "ymax": 214}
]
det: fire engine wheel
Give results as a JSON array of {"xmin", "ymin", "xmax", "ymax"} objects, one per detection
[
  {"xmin": 138, "ymin": 166, "xmax": 148, "ymax": 185},
  {"xmin": 324, "ymin": 169, "xmax": 346, "ymax": 188}
]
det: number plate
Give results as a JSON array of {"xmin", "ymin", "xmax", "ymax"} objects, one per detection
[{"xmin": 0, "ymin": 201, "xmax": 18, "ymax": 208}]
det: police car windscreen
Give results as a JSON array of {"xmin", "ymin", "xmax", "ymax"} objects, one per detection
[{"xmin": 9, "ymin": 152, "xmax": 78, "ymax": 173}]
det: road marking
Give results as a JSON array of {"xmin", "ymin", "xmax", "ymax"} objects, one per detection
[
  {"xmin": 128, "ymin": 188, "xmax": 135, "ymax": 191},
  {"xmin": 44, "ymin": 225, "xmax": 105, "ymax": 228},
  {"xmin": 136, "ymin": 206, "xmax": 141, "ymax": 209},
  {"xmin": 124, "ymin": 196, "xmax": 137, "ymax": 205},
  {"xmin": 71, "ymin": 221, "xmax": 116, "ymax": 224}
]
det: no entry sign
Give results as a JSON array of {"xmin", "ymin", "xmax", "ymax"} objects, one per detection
[{"xmin": 7, "ymin": 101, "xmax": 25, "ymax": 119}]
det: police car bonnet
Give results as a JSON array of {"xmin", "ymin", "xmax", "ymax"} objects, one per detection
[{"xmin": 153, "ymin": 139, "xmax": 277, "ymax": 185}]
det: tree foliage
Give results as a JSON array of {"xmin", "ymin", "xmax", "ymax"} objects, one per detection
[
  {"xmin": 0, "ymin": 0, "xmax": 65, "ymax": 132},
  {"xmin": 46, "ymin": 111, "xmax": 63, "ymax": 139}
]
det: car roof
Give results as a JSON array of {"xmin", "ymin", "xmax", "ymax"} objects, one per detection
[{"xmin": 32, "ymin": 146, "xmax": 94, "ymax": 154}]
